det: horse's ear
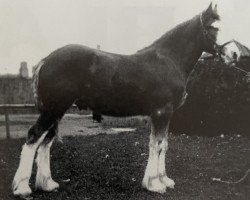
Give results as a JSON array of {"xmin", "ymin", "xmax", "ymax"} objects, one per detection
[
  {"xmin": 207, "ymin": 2, "xmax": 213, "ymax": 12},
  {"xmin": 205, "ymin": 2, "xmax": 218, "ymax": 15},
  {"xmin": 211, "ymin": 1, "xmax": 218, "ymax": 14},
  {"xmin": 205, "ymin": 2, "xmax": 213, "ymax": 14},
  {"xmin": 204, "ymin": 1, "xmax": 220, "ymax": 23}
]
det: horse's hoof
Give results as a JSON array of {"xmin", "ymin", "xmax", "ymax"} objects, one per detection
[
  {"xmin": 45, "ymin": 179, "xmax": 59, "ymax": 192},
  {"xmin": 142, "ymin": 178, "xmax": 166, "ymax": 194},
  {"xmin": 13, "ymin": 181, "xmax": 32, "ymax": 197},
  {"xmin": 36, "ymin": 178, "xmax": 59, "ymax": 192},
  {"xmin": 160, "ymin": 176, "xmax": 175, "ymax": 189}
]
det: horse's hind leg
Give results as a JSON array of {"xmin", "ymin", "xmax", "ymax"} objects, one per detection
[
  {"xmin": 35, "ymin": 122, "xmax": 59, "ymax": 191},
  {"xmin": 142, "ymin": 103, "xmax": 175, "ymax": 193},
  {"xmin": 12, "ymin": 111, "xmax": 58, "ymax": 197}
]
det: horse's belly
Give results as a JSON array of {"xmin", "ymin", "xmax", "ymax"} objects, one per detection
[
  {"xmin": 80, "ymin": 88, "xmax": 150, "ymax": 116},
  {"xmin": 92, "ymin": 96, "xmax": 150, "ymax": 117}
]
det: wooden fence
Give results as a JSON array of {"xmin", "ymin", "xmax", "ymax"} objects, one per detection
[
  {"xmin": 0, "ymin": 104, "xmax": 79, "ymax": 139},
  {"xmin": 0, "ymin": 104, "xmax": 35, "ymax": 139}
]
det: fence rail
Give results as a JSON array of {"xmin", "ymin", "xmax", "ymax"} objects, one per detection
[
  {"xmin": 0, "ymin": 104, "xmax": 77, "ymax": 139},
  {"xmin": 0, "ymin": 104, "xmax": 35, "ymax": 108},
  {"xmin": 0, "ymin": 104, "xmax": 36, "ymax": 139}
]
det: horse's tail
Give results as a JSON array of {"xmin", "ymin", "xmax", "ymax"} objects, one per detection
[{"xmin": 32, "ymin": 60, "xmax": 45, "ymax": 112}]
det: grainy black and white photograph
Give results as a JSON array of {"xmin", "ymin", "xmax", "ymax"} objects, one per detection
[{"xmin": 0, "ymin": 0, "xmax": 250, "ymax": 199}]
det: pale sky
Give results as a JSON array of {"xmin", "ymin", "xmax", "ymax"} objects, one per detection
[{"xmin": 0, "ymin": 0, "xmax": 249, "ymax": 75}]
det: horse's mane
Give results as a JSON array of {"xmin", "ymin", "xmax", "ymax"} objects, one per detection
[{"xmin": 137, "ymin": 15, "xmax": 199, "ymax": 54}]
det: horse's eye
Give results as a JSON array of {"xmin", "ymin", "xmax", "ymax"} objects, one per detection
[
  {"xmin": 208, "ymin": 26, "xmax": 219, "ymax": 31},
  {"xmin": 214, "ymin": 27, "xmax": 219, "ymax": 31}
]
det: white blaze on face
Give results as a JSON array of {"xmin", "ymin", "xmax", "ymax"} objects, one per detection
[
  {"xmin": 209, "ymin": 1, "xmax": 229, "ymax": 45},
  {"xmin": 209, "ymin": 1, "xmax": 238, "ymax": 64},
  {"xmin": 211, "ymin": 20, "xmax": 220, "ymax": 29},
  {"xmin": 210, "ymin": 1, "xmax": 223, "ymax": 45},
  {"xmin": 211, "ymin": 20, "xmax": 224, "ymax": 45}
]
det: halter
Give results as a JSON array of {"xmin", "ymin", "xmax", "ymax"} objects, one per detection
[
  {"xmin": 200, "ymin": 14, "xmax": 249, "ymax": 77},
  {"xmin": 200, "ymin": 13, "xmax": 217, "ymax": 45},
  {"xmin": 199, "ymin": 13, "xmax": 234, "ymax": 59}
]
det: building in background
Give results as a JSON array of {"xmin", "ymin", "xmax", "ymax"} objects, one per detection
[
  {"xmin": 228, "ymin": 40, "xmax": 250, "ymax": 59},
  {"xmin": 199, "ymin": 40, "xmax": 250, "ymax": 61},
  {"xmin": 19, "ymin": 61, "xmax": 29, "ymax": 78},
  {"xmin": 0, "ymin": 62, "xmax": 33, "ymax": 104}
]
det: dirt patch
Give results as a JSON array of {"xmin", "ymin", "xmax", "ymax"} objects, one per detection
[{"xmin": 0, "ymin": 128, "xmax": 249, "ymax": 200}]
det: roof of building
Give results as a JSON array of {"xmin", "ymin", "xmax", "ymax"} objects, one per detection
[
  {"xmin": 200, "ymin": 40, "xmax": 250, "ymax": 60},
  {"xmin": 0, "ymin": 74, "xmax": 19, "ymax": 78},
  {"xmin": 233, "ymin": 40, "xmax": 250, "ymax": 57}
]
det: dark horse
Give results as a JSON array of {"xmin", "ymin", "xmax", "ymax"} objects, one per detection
[{"xmin": 13, "ymin": 3, "xmax": 234, "ymax": 197}]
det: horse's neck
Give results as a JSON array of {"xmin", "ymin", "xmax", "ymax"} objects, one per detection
[{"xmin": 152, "ymin": 16, "xmax": 203, "ymax": 79}]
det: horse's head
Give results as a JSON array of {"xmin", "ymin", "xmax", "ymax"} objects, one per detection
[{"xmin": 200, "ymin": 2, "xmax": 238, "ymax": 64}]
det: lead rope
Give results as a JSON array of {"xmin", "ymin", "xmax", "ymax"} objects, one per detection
[
  {"xmin": 230, "ymin": 64, "xmax": 250, "ymax": 75},
  {"xmin": 212, "ymin": 169, "xmax": 250, "ymax": 184},
  {"xmin": 211, "ymin": 63, "xmax": 250, "ymax": 185},
  {"xmin": 228, "ymin": 63, "xmax": 250, "ymax": 85},
  {"xmin": 199, "ymin": 13, "xmax": 250, "ymax": 186}
]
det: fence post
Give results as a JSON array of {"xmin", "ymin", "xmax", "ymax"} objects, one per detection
[{"xmin": 4, "ymin": 107, "xmax": 10, "ymax": 139}]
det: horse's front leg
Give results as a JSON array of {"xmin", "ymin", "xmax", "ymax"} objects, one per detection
[
  {"xmin": 158, "ymin": 138, "xmax": 175, "ymax": 189},
  {"xmin": 142, "ymin": 103, "xmax": 174, "ymax": 193}
]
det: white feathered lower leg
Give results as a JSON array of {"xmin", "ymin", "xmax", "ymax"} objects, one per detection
[
  {"xmin": 142, "ymin": 134, "xmax": 166, "ymax": 193},
  {"xmin": 158, "ymin": 138, "xmax": 175, "ymax": 188},
  {"xmin": 13, "ymin": 133, "xmax": 46, "ymax": 197},
  {"xmin": 35, "ymin": 139, "xmax": 59, "ymax": 191}
]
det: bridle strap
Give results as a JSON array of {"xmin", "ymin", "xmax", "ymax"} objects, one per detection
[
  {"xmin": 200, "ymin": 14, "xmax": 249, "ymax": 76},
  {"xmin": 220, "ymin": 40, "xmax": 234, "ymax": 48},
  {"xmin": 200, "ymin": 13, "xmax": 235, "ymax": 59},
  {"xmin": 199, "ymin": 12, "xmax": 217, "ymax": 46}
]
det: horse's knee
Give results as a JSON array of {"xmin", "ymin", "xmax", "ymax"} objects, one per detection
[{"xmin": 151, "ymin": 104, "xmax": 173, "ymax": 134}]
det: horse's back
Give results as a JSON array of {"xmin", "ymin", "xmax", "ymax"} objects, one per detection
[
  {"xmin": 37, "ymin": 45, "xmax": 97, "ymax": 109},
  {"xmin": 36, "ymin": 44, "xmax": 123, "ymax": 111},
  {"xmin": 36, "ymin": 44, "xmax": 185, "ymax": 116}
]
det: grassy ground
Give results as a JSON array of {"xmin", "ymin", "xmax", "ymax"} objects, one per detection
[{"xmin": 0, "ymin": 119, "xmax": 249, "ymax": 200}]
